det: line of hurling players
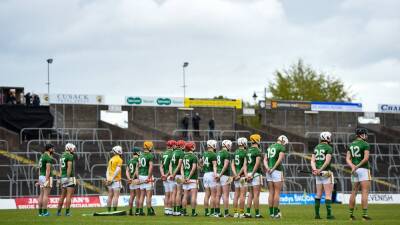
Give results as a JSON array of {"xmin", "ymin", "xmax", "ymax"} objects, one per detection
[{"xmin": 37, "ymin": 128, "xmax": 372, "ymax": 220}]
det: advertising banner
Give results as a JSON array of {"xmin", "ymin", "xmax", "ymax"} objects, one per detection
[
  {"xmin": 0, "ymin": 199, "xmax": 16, "ymax": 209},
  {"xmin": 41, "ymin": 94, "xmax": 104, "ymax": 105},
  {"xmin": 311, "ymin": 102, "xmax": 362, "ymax": 112},
  {"xmin": 99, "ymin": 195, "xmax": 164, "ymax": 207},
  {"xmin": 15, "ymin": 196, "xmax": 101, "ymax": 209},
  {"xmin": 338, "ymin": 193, "xmax": 400, "ymax": 204},
  {"xmin": 378, "ymin": 104, "xmax": 400, "ymax": 113},
  {"xmin": 271, "ymin": 100, "xmax": 311, "ymax": 110},
  {"xmin": 184, "ymin": 98, "xmax": 242, "ymax": 109},
  {"xmin": 125, "ymin": 96, "xmax": 184, "ymax": 107}
]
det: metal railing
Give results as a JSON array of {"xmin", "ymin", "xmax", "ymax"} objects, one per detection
[
  {"xmin": 0, "ymin": 140, "xmax": 8, "ymax": 151},
  {"xmin": 20, "ymin": 128, "xmax": 113, "ymax": 143}
]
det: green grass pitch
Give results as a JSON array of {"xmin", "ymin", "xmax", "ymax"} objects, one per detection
[{"xmin": 1, "ymin": 205, "xmax": 399, "ymax": 225}]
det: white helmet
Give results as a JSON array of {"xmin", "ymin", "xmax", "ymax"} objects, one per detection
[
  {"xmin": 65, "ymin": 143, "xmax": 76, "ymax": 152},
  {"xmin": 277, "ymin": 135, "xmax": 289, "ymax": 145},
  {"xmin": 222, "ymin": 140, "xmax": 232, "ymax": 150},
  {"xmin": 112, "ymin": 145, "xmax": 123, "ymax": 155},
  {"xmin": 320, "ymin": 132, "xmax": 332, "ymax": 142},
  {"xmin": 207, "ymin": 140, "xmax": 218, "ymax": 150},
  {"xmin": 237, "ymin": 137, "xmax": 248, "ymax": 147}
]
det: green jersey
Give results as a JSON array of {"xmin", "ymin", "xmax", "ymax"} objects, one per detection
[
  {"xmin": 247, "ymin": 147, "xmax": 262, "ymax": 173},
  {"xmin": 138, "ymin": 152, "xmax": 154, "ymax": 176},
  {"xmin": 39, "ymin": 152, "xmax": 53, "ymax": 176},
  {"xmin": 60, "ymin": 151, "xmax": 74, "ymax": 178},
  {"xmin": 202, "ymin": 151, "xmax": 217, "ymax": 173},
  {"xmin": 171, "ymin": 149, "xmax": 185, "ymax": 175},
  {"xmin": 233, "ymin": 148, "xmax": 246, "ymax": 174},
  {"xmin": 182, "ymin": 152, "xmax": 198, "ymax": 179},
  {"xmin": 161, "ymin": 150, "xmax": 173, "ymax": 174},
  {"xmin": 266, "ymin": 143, "xmax": 286, "ymax": 171},
  {"xmin": 348, "ymin": 139, "xmax": 370, "ymax": 169},
  {"xmin": 217, "ymin": 149, "xmax": 231, "ymax": 176},
  {"xmin": 127, "ymin": 157, "xmax": 139, "ymax": 177},
  {"xmin": 313, "ymin": 143, "xmax": 333, "ymax": 170}
]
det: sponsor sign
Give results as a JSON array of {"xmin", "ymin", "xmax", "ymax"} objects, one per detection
[
  {"xmin": 338, "ymin": 193, "xmax": 400, "ymax": 204},
  {"xmin": 311, "ymin": 102, "xmax": 362, "ymax": 112},
  {"xmin": 0, "ymin": 199, "xmax": 16, "ymax": 210},
  {"xmin": 279, "ymin": 193, "xmax": 323, "ymax": 205},
  {"xmin": 184, "ymin": 98, "xmax": 242, "ymax": 109},
  {"xmin": 271, "ymin": 100, "xmax": 311, "ymax": 110},
  {"xmin": 378, "ymin": 104, "xmax": 400, "ymax": 113},
  {"xmin": 15, "ymin": 196, "xmax": 101, "ymax": 209},
  {"xmin": 41, "ymin": 94, "xmax": 104, "ymax": 105},
  {"xmin": 243, "ymin": 108, "xmax": 255, "ymax": 116},
  {"xmin": 99, "ymin": 195, "xmax": 164, "ymax": 207},
  {"xmin": 125, "ymin": 96, "xmax": 184, "ymax": 107}
]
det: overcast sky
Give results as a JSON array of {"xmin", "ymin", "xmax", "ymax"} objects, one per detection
[{"xmin": 0, "ymin": 0, "xmax": 399, "ymax": 111}]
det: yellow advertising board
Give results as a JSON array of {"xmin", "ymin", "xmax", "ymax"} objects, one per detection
[{"xmin": 184, "ymin": 98, "xmax": 242, "ymax": 109}]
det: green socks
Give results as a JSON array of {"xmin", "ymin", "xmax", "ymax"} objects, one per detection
[
  {"xmin": 211, "ymin": 208, "xmax": 215, "ymax": 214},
  {"xmin": 224, "ymin": 209, "xmax": 229, "ymax": 215},
  {"xmin": 362, "ymin": 208, "xmax": 368, "ymax": 216},
  {"xmin": 269, "ymin": 207, "xmax": 273, "ymax": 215},
  {"xmin": 43, "ymin": 209, "xmax": 48, "ymax": 214},
  {"xmin": 273, "ymin": 207, "xmax": 278, "ymax": 215},
  {"xmin": 315, "ymin": 198, "xmax": 321, "ymax": 216},
  {"xmin": 255, "ymin": 209, "xmax": 260, "ymax": 215},
  {"xmin": 135, "ymin": 208, "xmax": 139, "ymax": 214},
  {"xmin": 192, "ymin": 209, "xmax": 196, "ymax": 215},
  {"xmin": 113, "ymin": 207, "xmax": 117, "ymax": 211},
  {"xmin": 326, "ymin": 199, "xmax": 332, "ymax": 216},
  {"xmin": 349, "ymin": 208, "xmax": 354, "ymax": 217},
  {"xmin": 66, "ymin": 208, "xmax": 70, "ymax": 214},
  {"xmin": 246, "ymin": 208, "xmax": 251, "ymax": 214},
  {"xmin": 215, "ymin": 208, "xmax": 220, "ymax": 214},
  {"xmin": 38, "ymin": 208, "xmax": 42, "ymax": 215},
  {"xmin": 107, "ymin": 207, "xmax": 111, "ymax": 212},
  {"xmin": 205, "ymin": 208, "xmax": 209, "ymax": 215}
]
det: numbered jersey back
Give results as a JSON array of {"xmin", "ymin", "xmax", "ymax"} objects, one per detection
[
  {"xmin": 313, "ymin": 143, "xmax": 333, "ymax": 170},
  {"xmin": 348, "ymin": 139, "xmax": 370, "ymax": 169},
  {"xmin": 202, "ymin": 151, "xmax": 216, "ymax": 173}
]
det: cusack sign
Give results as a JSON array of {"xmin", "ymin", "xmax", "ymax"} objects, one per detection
[
  {"xmin": 125, "ymin": 96, "xmax": 184, "ymax": 107},
  {"xmin": 378, "ymin": 104, "xmax": 400, "ymax": 113}
]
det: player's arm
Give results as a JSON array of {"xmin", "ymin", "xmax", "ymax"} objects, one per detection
[
  {"xmin": 45, "ymin": 162, "xmax": 51, "ymax": 181},
  {"xmin": 219, "ymin": 158, "xmax": 230, "ymax": 177},
  {"xmin": 242, "ymin": 157, "xmax": 248, "ymax": 177},
  {"xmin": 311, "ymin": 153, "xmax": 317, "ymax": 173},
  {"xmin": 188, "ymin": 162, "xmax": 197, "ymax": 179},
  {"xmin": 173, "ymin": 159, "xmax": 183, "ymax": 176},
  {"xmin": 251, "ymin": 155, "xmax": 261, "ymax": 176},
  {"xmin": 212, "ymin": 159, "xmax": 217, "ymax": 177},
  {"xmin": 66, "ymin": 161, "xmax": 72, "ymax": 178},
  {"xmin": 148, "ymin": 160, "xmax": 153, "ymax": 178},
  {"xmin": 160, "ymin": 160, "xmax": 165, "ymax": 177},
  {"xmin": 270, "ymin": 152, "xmax": 285, "ymax": 173},
  {"xmin": 263, "ymin": 153, "xmax": 270, "ymax": 172},
  {"xmin": 231, "ymin": 160, "xmax": 237, "ymax": 177},
  {"xmin": 111, "ymin": 166, "xmax": 121, "ymax": 182},
  {"xmin": 168, "ymin": 161, "xmax": 173, "ymax": 178},
  {"xmin": 318, "ymin": 154, "xmax": 332, "ymax": 172},
  {"xmin": 355, "ymin": 150, "xmax": 369, "ymax": 169},
  {"xmin": 125, "ymin": 165, "xmax": 131, "ymax": 180},
  {"xmin": 180, "ymin": 161, "xmax": 185, "ymax": 179},
  {"xmin": 134, "ymin": 163, "xmax": 139, "ymax": 179},
  {"xmin": 346, "ymin": 151, "xmax": 356, "ymax": 172}
]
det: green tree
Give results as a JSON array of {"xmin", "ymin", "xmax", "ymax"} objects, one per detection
[{"xmin": 268, "ymin": 59, "xmax": 352, "ymax": 102}]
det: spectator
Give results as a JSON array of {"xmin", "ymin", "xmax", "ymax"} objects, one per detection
[
  {"xmin": 208, "ymin": 118, "xmax": 215, "ymax": 139},
  {"xmin": 6, "ymin": 90, "xmax": 17, "ymax": 104},
  {"xmin": 32, "ymin": 94, "xmax": 40, "ymax": 106},
  {"xmin": 181, "ymin": 114, "xmax": 189, "ymax": 139},
  {"xmin": 24, "ymin": 92, "xmax": 32, "ymax": 106},
  {"xmin": 192, "ymin": 112, "xmax": 201, "ymax": 137}
]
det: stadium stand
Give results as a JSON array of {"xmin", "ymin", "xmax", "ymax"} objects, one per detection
[{"xmin": 0, "ymin": 103, "xmax": 400, "ymax": 199}]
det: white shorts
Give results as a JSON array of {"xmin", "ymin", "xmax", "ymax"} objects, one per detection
[
  {"xmin": 247, "ymin": 172, "xmax": 262, "ymax": 186},
  {"xmin": 217, "ymin": 175, "xmax": 230, "ymax": 186},
  {"xmin": 315, "ymin": 171, "xmax": 334, "ymax": 185},
  {"xmin": 234, "ymin": 177, "xmax": 247, "ymax": 188},
  {"xmin": 183, "ymin": 180, "xmax": 197, "ymax": 190},
  {"xmin": 139, "ymin": 175, "xmax": 154, "ymax": 191},
  {"xmin": 39, "ymin": 176, "xmax": 53, "ymax": 188},
  {"xmin": 203, "ymin": 172, "xmax": 217, "ymax": 188},
  {"xmin": 61, "ymin": 177, "xmax": 76, "ymax": 188},
  {"xmin": 266, "ymin": 170, "xmax": 284, "ymax": 183},
  {"xmin": 163, "ymin": 180, "xmax": 175, "ymax": 192},
  {"xmin": 351, "ymin": 168, "xmax": 371, "ymax": 183},
  {"xmin": 129, "ymin": 182, "xmax": 140, "ymax": 190},
  {"xmin": 108, "ymin": 181, "xmax": 121, "ymax": 190}
]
